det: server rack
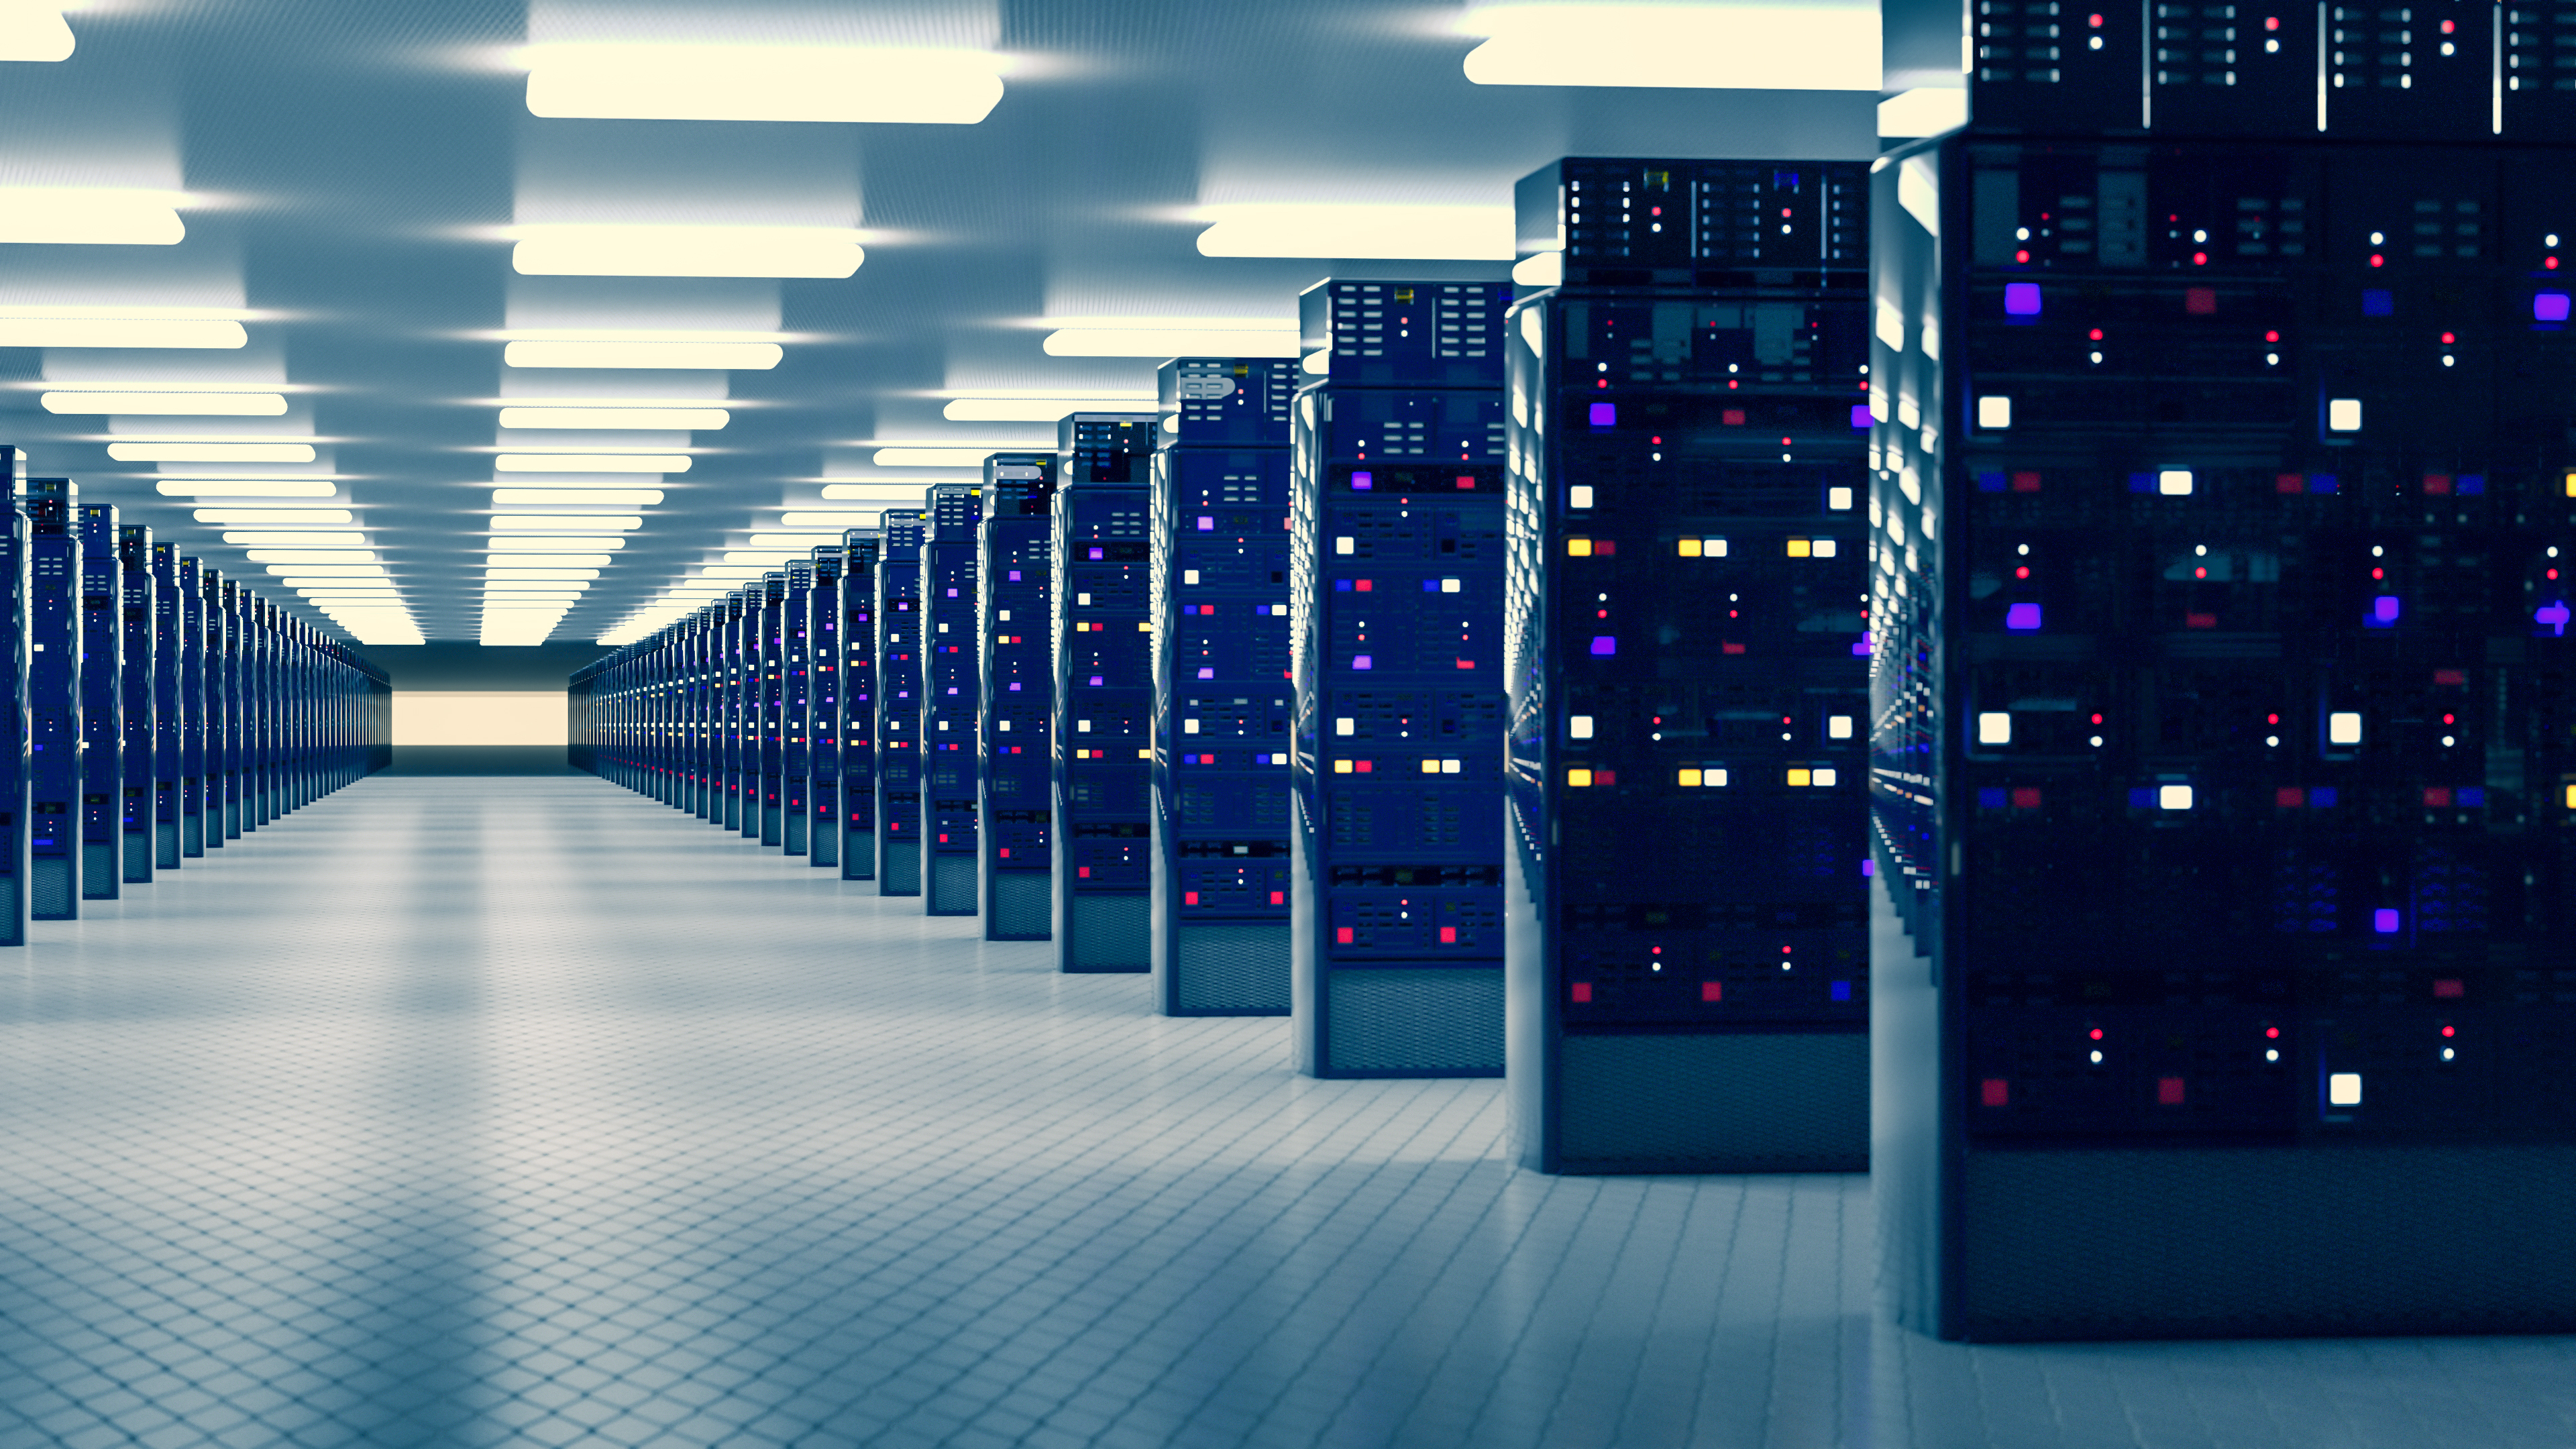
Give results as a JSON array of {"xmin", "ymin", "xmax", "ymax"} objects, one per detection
[
  {"xmin": 1499, "ymin": 157, "xmax": 1876, "ymax": 1173},
  {"xmin": 1150, "ymin": 358, "xmax": 1297, "ymax": 1014},
  {"xmin": 217, "ymin": 576, "xmax": 241, "ymax": 841},
  {"xmin": 76, "ymin": 504, "xmax": 119, "ymax": 899},
  {"xmin": 1872, "ymin": 9, "xmax": 2576, "ymax": 1339},
  {"xmin": 27, "ymin": 480, "xmax": 77, "ymax": 916},
  {"xmin": 1053, "ymin": 415, "xmax": 1157, "ymax": 971},
  {"xmin": 1289, "ymin": 279, "xmax": 1514, "ymax": 1075},
  {"xmin": 808, "ymin": 546, "xmax": 844, "ymax": 867},
  {"xmin": 0, "ymin": 460, "xmax": 29, "ymax": 943},
  {"xmin": 758, "ymin": 572, "xmax": 787, "ymax": 845},
  {"xmin": 119, "ymin": 525, "xmax": 153, "ymax": 883},
  {"xmin": 979, "ymin": 453, "xmax": 1057, "ymax": 939},
  {"xmin": 178, "ymin": 556, "xmax": 205, "ymax": 856},
  {"xmin": 784, "ymin": 560, "xmax": 814, "ymax": 855},
  {"xmin": 839, "ymin": 529, "xmax": 881, "ymax": 879},
  {"xmin": 875, "ymin": 511, "xmax": 926, "ymax": 893},
  {"xmin": 246, "ymin": 598, "xmax": 268, "ymax": 828},
  {"xmin": 724, "ymin": 591, "xmax": 749, "ymax": 834},
  {"xmin": 923, "ymin": 482, "xmax": 985, "ymax": 914}
]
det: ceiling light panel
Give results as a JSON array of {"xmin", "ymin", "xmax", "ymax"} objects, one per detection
[
  {"xmin": 155, "ymin": 480, "xmax": 338, "ymax": 498},
  {"xmin": 503, "ymin": 339, "xmax": 782, "ymax": 370},
  {"xmin": 1456, "ymin": 2, "xmax": 1882, "ymax": 91},
  {"xmin": 495, "ymin": 407, "xmax": 727, "ymax": 430},
  {"xmin": 492, "ymin": 488, "xmax": 663, "ymax": 506},
  {"xmin": 523, "ymin": 43, "xmax": 1006, "ymax": 124},
  {"xmin": 195, "ymin": 509, "xmax": 356, "ymax": 525},
  {"xmin": 1042, "ymin": 325, "xmax": 1297, "ymax": 358},
  {"xmin": 941, "ymin": 397, "xmax": 1155, "ymax": 422},
  {"xmin": 111, "ymin": 442, "xmax": 315, "ymax": 463},
  {"xmin": 43, "ymin": 391, "xmax": 288, "ymax": 415},
  {"xmin": 495, "ymin": 453, "xmax": 688, "ymax": 473},
  {"xmin": 0, "ymin": 4, "xmax": 75, "ymax": 61},
  {"xmin": 0, "ymin": 189, "xmax": 186, "ymax": 245},
  {"xmin": 1194, "ymin": 203, "xmax": 1515, "ymax": 260},
  {"xmin": 513, "ymin": 225, "xmax": 863, "ymax": 279},
  {"xmin": 490, "ymin": 514, "xmax": 642, "ymax": 530}
]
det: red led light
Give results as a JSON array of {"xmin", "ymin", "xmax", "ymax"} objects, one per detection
[
  {"xmin": 2551, "ymin": 257, "xmax": 2561, "ymax": 270},
  {"xmin": 2157, "ymin": 1077, "xmax": 2186, "ymax": 1105},
  {"xmin": 2443, "ymin": 714, "xmax": 2455, "ymax": 724},
  {"xmin": 2265, "ymin": 15, "xmax": 2279, "ymax": 28},
  {"xmin": 2015, "ymin": 249, "xmax": 2031, "ymax": 264},
  {"xmin": 2089, "ymin": 327, "xmax": 2105, "ymax": 340},
  {"xmin": 2442, "ymin": 1024, "xmax": 2457, "ymax": 1036},
  {"xmin": 1270, "ymin": 890, "xmax": 1285, "ymax": 905},
  {"xmin": 2441, "ymin": 17, "xmax": 2455, "ymax": 31},
  {"xmin": 1981, "ymin": 1079, "xmax": 2010, "ymax": 1106},
  {"xmin": 2015, "ymin": 566, "xmax": 2030, "ymax": 579},
  {"xmin": 2192, "ymin": 252, "xmax": 2208, "ymax": 266},
  {"xmin": 2370, "ymin": 254, "xmax": 2384, "ymax": 268},
  {"xmin": 2265, "ymin": 1026, "xmax": 2280, "ymax": 1038},
  {"xmin": 2441, "ymin": 332, "xmax": 2455, "ymax": 344},
  {"xmin": 1338, "ymin": 926, "xmax": 1355, "ymax": 944},
  {"xmin": 1701, "ymin": 981, "xmax": 1723, "ymax": 1002},
  {"xmin": 2265, "ymin": 330, "xmax": 2280, "ymax": 341},
  {"xmin": 1183, "ymin": 891, "xmax": 1199, "ymax": 905},
  {"xmin": 2195, "ymin": 567, "xmax": 2207, "ymax": 579},
  {"xmin": 1440, "ymin": 926, "xmax": 1457, "ymax": 943},
  {"xmin": 2088, "ymin": 11, "xmax": 2103, "ymax": 24},
  {"xmin": 1077, "ymin": 866, "xmax": 1091, "ymax": 878},
  {"xmin": 1650, "ymin": 435, "xmax": 1662, "ymax": 444},
  {"xmin": 2089, "ymin": 1027, "xmax": 2105, "ymax": 1040},
  {"xmin": 1570, "ymin": 981, "xmax": 1592, "ymax": 1002},
  {"xmin": 2372, "ymin": 568, "xmax": 2384, "ymax": 580},
  {"xmin": 2091, "ymin": 713, "xmax": 2103, "ymax": 724}
]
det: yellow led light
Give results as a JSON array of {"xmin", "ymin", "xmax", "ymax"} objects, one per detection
[
  {"xmin": 1787, "ymin": 767, "xmax": 1813, "ymax": 786},
  {"xmin": 1567, "ymin": 767, "xmax": 1593, "ymax": 787},
  {"xmin": 2566, "ymin": 784, "xmax": 2576, "ymax": 809},
  {"xmin": 1678, "ymin": 768, "xmax": 1701, "ymax": 787},
  {"xmin": 1334, "ymin": 759, "xmax": 1353, "ymax": 773},
  {"xmin": 1421, "ymin": 759, "xmax": 1442, "ymax": 775},
  {"xmin": 1786, "ymin": 539, "xmax": 1812, "ymax": 558},
  {"xmin": 1677, "ymin": 538, "xmax": 1701, "ymax": 557},
  {"xmin": 1567, "ymin": 538, "xmax": 1592, "ymax": 557}
]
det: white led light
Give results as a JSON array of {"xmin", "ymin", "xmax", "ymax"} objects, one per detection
[
  {"xmin": 523, "ymin": 42, "xmax": 1006, "ymax": 124},
  {"xmin": 496, "ymin": 407, "xmax": 727, "ymax": 430},
  {"xmin": 1827, "ymin": 486, "xmax": 1854, "ymax": 511},
  {"xmin": 155, "ymin": 480, "xmax": 338, "ymax": 498},
  {"xmin": 1457, "ymin": 2, "xmax": 1880, "ymax": 91},
  {"xmin": 109, "ymin": 442, "xmax": 315, "ymax": 464},
  {"xmin": 492, "ymin": 488, "xmax": 663, "ymax": 506},
  {"xmin": 513, "ymin": 224, "xmax": 862, "ymax": 279},
  {"xmin": 1569, "ymin": 714, "xmax": 1593, "ymax": 739},
  {"xmin": 1193, "ymin": 203, "xmax": 1514, "ymax": 261},
  {"xmin": 1568, "ymin": 485, "xmax": 1594, "ymax": 508},
  {"xmin": 43, "ymin": 391, "xmax": 286, "ymax": 415},
  {"xmin": 2328, "ymin": 1072, "xmax": 2363, "ymax": 1106},
  {"xmin": 2158, "ymin": 469, "xmax": 2194, "ymax": 496},
  {"xmin": 2328, "ymin": 397, "xmax": 2363, "ymax": 432},
  {"xmin": 1828, "ymin": 715, "xmax": 1854, "ymax": 740},
  {"xmin": 1978, "ymin": 712, "xmax": 2012, "ymax": 745},
  {"xmin": 1977, "ymin": 396, "xmax": 2012, "ymax": 429},
  {"xmin": 504, "ymin": 339, "xmax": 782, "ymax": 370},
  {"xmin": 2329, "ymin": 712, "xmax": 2363, "ymax": 745},
  {"xmin": 2159, "ymin": 784, "xmax": 2194, "ymax": 810}
]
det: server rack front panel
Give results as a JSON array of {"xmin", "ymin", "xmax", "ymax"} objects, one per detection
[
  {"xmin": 758, "ymin": 573, "xmax": 786, "ymax": 846},
  {"xmin": 119, "ymin": 525, "xmax": 154, "ymax": 883},
  {"xmin": 1289, "ymin": 279, "xmax": 1513, "ymax": 1076},
  {"xmin": 1053, "ymin": 415, "xmax": 1157, "ymax": 971},
  {"xmin": 923, "ymin": 482, "xmax": 985, "ymax": 915},
  {"xmin": 27, "ymin": 480, "xmax": 77, "ymax": 916},
  {"xmin": 875, "ymin": 512, "xmax": 926, "ymax": 894},
  {"xmin": 218, "ymin": 578, "xmax": 241, "ymax": 841},
  {"xmin": 980, "ymin": 455, "xmax": 1057, "ymax": 939},
  {"xmin": 0, "ymin": 465, "xmax": 30, "ymax": 943},
  {"xmin": 1872, "ymin": 117, "xmax": 2576, "ymax": 1338},
  {"xmin": 1151, "ymin": 358, "xmax": 1296, "ymax": 1014},
  {"xmin": 840, "ymin": 530, "xmax": 881, "ymax": 879},
  {"xmin": 77, "ymin": 506, "xmax": 120, "ymax": 899},
  {"xmin": 808, "ymin": 547, "xmax": 843, "ymax": 867},
  {"xmin": 783, "ymin": 561, "xmax": 814, "ymax": 855},
  {"xmin": 177, "ymin": 555, "xmax": 203, "ymax": 857}
]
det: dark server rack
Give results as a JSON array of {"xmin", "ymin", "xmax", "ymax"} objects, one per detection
[
  {"xmin": 26, "ymin": 480, "xmax": 77, "ymax": 916},
  {"xmin": 724, "ymin": 591, "xmax": 751, "ymax": 835},
  {"xmin": 178, "ymin": 556, "xmax": 205, "ymax": 856},
  {"xmin": 1053, "ymin": 415, "xmax": 1157, "ymax": 971},
  {"xmin": 243, "ymin": 598, "xmax": 266, "ymax": 829},
  {"xmin": 839, "ymin": 529, "xmax": 881, "ymax": 879},
  {"xmin": 0, "ymin": 460, "xmax": 28, "ymax": 944},
  {"xmin": 875, "ymin": 510, "xmax": 926, "ymax": 894},
  {"xmin": 923, "ymin": 481, "xmax": 985, "ymax": 914},
  {"xmin": 783, "ymin": 560, "xmax": 814, "ymax": 855},
  {"xmin": 808, "ymin": 546, "xmax": 844, "ymax": 867},
  {"xmin": 217, "ymin": 577, "xmax": 241, "ymax": 841},
  {"xmin": 979, "ymin": 453, "xmax": 1057, "ymax": 939},
  {"xmin": 1289, "ymin": 278, "xmax": 1514, "ymax": 1076},
  {"xmin": 119, "ymin": 525, "xmax": 153, "ymax": 883},
  {"xmin": 1872, "ymin": 9, "xmax": 2576, "ymax": 1340},
  {"xmin": 693, "ymin": 607, "xmax": 718, "ymax": 819},
  {"xmin": 1150, "ymin": 358, "xmax": 1297, "ymax": 1014},
  {"xmin": 202, "ymin": 568, "xmax": 227, "ymax": 849},
  {"xmin": 758, "ymin": 572, "xmax": 787, "ymax": 845},
  {"xmin": 76, "ymin": 505, "xmax": 119, "ymax": 899},
  {"xmin": 1501, "ymin": 157, "xmax": 1875, "ymax": 1173}
]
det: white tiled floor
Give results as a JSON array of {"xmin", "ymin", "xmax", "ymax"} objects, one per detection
[{"xmin": 0, "ymin": 776, "xmax": 2570, "ymax": 1448}]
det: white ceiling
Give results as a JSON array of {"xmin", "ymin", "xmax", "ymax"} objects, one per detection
[{"xmin": 0, "ymin": 0, "xmax": 1879, "ymax": 649}]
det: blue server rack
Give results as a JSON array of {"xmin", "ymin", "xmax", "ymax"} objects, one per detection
[
  {"xmin": 217, "ymin": 576, "xmax": 241, "ymax": 841},
  {"xmin": 757, "ymin": 572, "xmax": 786, "ymax": 846},
  {"xmin": 1053, "ymin": 415, "xmax": 1157, "ymax": 971},
  {"xmin": 727, "ymin": 590, "xmax": 753, "ymax": 836},
  {"xmin": 0, "ymin": 456, "xmax": 28, "ymax": 943},
  {"xmin": 783, "ymin": 559, "xmax": 814, "ymax": 855},
  {"xmin": 1872, "ymin": 10, "xmax": 2576, "ymax": 1339},
  {"xmin": 26, "ymin": 479, "xmax": 78, "ymax": 916},
  {"xmin": 153, "ymin": 545, "xmax": 182, "ymax": 867},
  {"xmin": 1289, "ymin": 279, "xmax": 1514, "ymax": 1076},
  {"xmin": 808, "ymin": 546, "xmax": 844, "ymax": 867},
  {"xmin": 693, "ymin": 606, "xmax": 718, "ymax": 820},
  {"xmin": 77, "ymin": 504, "xmax": 120, "ymax": 898},
  {"xmin": 923, "ymin": 482, "xmax": 985, "ymax": 915},
  {"xmin": 179, "ymin": 557, "xmax": 205, "ymax": 856},
  {"xmin": 1502, "ymin": 157, "xmax": 1875, "ymax": 1173},
  {"xmin": 979, "ymin": 453, "xmax": 1057, "ymax": 939},
  {"xmin": 119, "ymin": 525, "xmax": 153, "ymax": 883},
  {"xmin": 839, "ymin": 529, "xmax": 881, "ymax": 879},
  {"xmin": 874, "ymin": 510, "xmax": 926, "ymax": 894},
  {"xmin": 1150, "ymin": 358, "xmax": 1297, "ymax": 1014},
  {"xmin": 244, "ymin": 597, "xmax": 267, "ymax": 828}
]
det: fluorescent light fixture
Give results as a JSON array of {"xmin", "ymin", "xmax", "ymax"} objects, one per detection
[
  {"xmin": 111, "ymin": 442, "xmax": 315, "ymax": 463},
  {"xmin": 496, "ymin": 453, "xmax": 688, "ymax": 474},
  {"xmin": 0, "ymin": 187, "xmax": 186, "ymax": 244},
  {"xmin": 503, "ymin": 339, "xmax": 782, "ymax": 370},
  {"xmin": 265, "ymin": 564, "xmax": 387, "ymax": 577},
  {"xmin": 195, "ymin": 509, "xmax": 356, "ymax": 525},
  {"xmin": 777, "ymin": 511, "xmax": 885, "ymax": 528},
  {"xmin": 483, "ymin": 554, "xmax": 612, "ymax": 568},
  {"xmin": 523, "ymin": 42, "xmax": 1006, "ymax": 123},
  {"xmin": 486, "ymin": 568, "xmax": 600, "ymax": 580},
  {"xmin": 1041, "ymin": 317, "xmax": 1297, "ymax": 359},
  {"xmin": 487, "ymin": 537, "xmax": 622, "ymax": 552},
  {"xmin": 490, "ymin": 514, "xmax": 642, "ymax": 531},
  {"xmin": 156, "ymin": 480, "xmax": 337, "ymax": 498},
  {"xmin": 1195, "ymin": 203, "xmax": 1514, "ymax": 261},
  {"xmin": 492, "ymin": 487, "xmax": 663, "ymax": 506},
  {"xmin": 514, "ymin": 224, "xmax": 863, "ymax": 279},
  {"xmin": 496, "ymin": 407, "xmax": 727, "ymax": 430},
  {"xmin": 0, "ymin": 4, "xmax": 75, "ymax": 61},
  {"xmin": 223, "ymin": 531, "xmax": 364, "ymax": 545},
  {"xmin": 1456, "ymin": 3, "xmax": 1880, "ymax": 91},
  {"xmin": 941, "ymin": 397, "xmax": 1154, "ymax": 422},
  {"xmin": 243, "ymin": 550, "xmax": 377, "ymax": 564},
  {"xmin": 43, "ymin": 391, "xmax": 286, "ymax": 416},
  {"xmin": 872, "ymin": 447, "xmax": 1011, "ymax": 468},
  {"xmin": 722, "ymin": 551, "xmax": 796, "ymax": 566},
  {"xmin": 0, "ymin": 305, "xmax": 249, "ymax": 350},
  {"xmin": 1879, "ymin": 87, "xmax": 1968, "ymax": 138},
  {"xmin": 819, "ymin": 483, "xmax": 928, "ymax": 503}
]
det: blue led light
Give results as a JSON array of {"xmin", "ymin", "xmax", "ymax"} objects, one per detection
[{"xmin": 2004, "ymin": 603, "xmax": 2042, "ymax": 631}]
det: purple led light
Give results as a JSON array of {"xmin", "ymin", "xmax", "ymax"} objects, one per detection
[
  {"xmin": 1589, "ymin": 636, "xmax": 1616, "ymax": 656},
  {"xmin": 1008, "ymin": 570, "xmax": 1022, "ymax": 582},
  {"xmin": 1087, "ymin": 675, "xmax": 1103, "ymax": 686},
  {"xmin": 1589, "ymin": 402, "xmax": 1616, "ymax": 427},
  {"xmin": 2373, "ymin": 908, "xmax": 2401, "ymax": 934},
  {"xmin": 1196, "ymin": 667, "xmax": 1214, "ymax": 679},
  {"xmin": 1849, "ymin": 404, "xmax": 1873, "ymax": 429},
  {"xmin": 2004, "ymin": 603, "xmax": 2042, "ymax": 632},
  {"xmin": 1352, "ymin": 655, "xmax": 1373, "ymax": 670},
  {"xmin": 1087, "ymin": 547, "xmax": 1104, "ymax": 559},
  {"xmin": 2372, "ymin": 595, "xmax": 2402, "ymax": 624},
  {"xmin": 2538, "ymin": 601, "xmax": 2571, "ymax": 637},
  {"xmin": 1351, "ymin": 471, "xmax": 1373, "ymax": 490},
  {"xmin": 1860, "ymin": 859, "xmax": 1874, "ymax": 877},
  {"xmin": 1197, "ymin": 516, "xmax": 1215, "ymax": 531},
  {"xmin": 2539, "ymin": 292, "xmax": 2573, "ymax": 323},
  {"xmin": 2003, "ymin": 282, "xmax": 2042, "ymax": 317}
]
